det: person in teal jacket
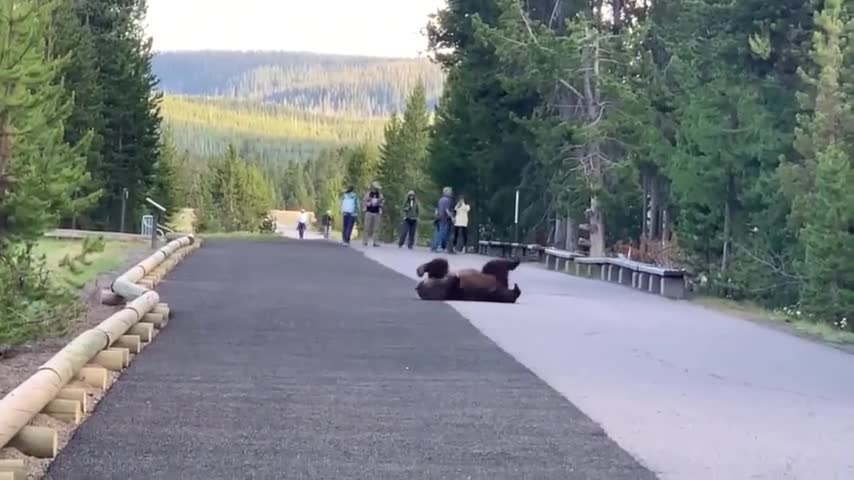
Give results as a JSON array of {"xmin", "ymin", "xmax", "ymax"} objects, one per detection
[{"xmin": 340, "ymin": 186, "xmax": 360, "ymax": 245}]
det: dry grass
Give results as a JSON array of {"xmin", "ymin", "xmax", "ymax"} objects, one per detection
[{"xmin": 32, "ymin": 239, "xmax": 133, "ymax": 289}]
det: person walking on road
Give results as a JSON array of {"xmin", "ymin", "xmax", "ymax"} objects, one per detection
[
  {"xmin": 340, "ymin": 186, "xmax": 359, "ymax": 245},
  {"xmin": 297, "ymin": 209, "xmax": 309, "ymax": 239},
  {"xmin": 430, "ymin": 186, "xmax": 454, "ymax": 253},
  {"xmin": 451, "ymin": 195, "xmax": 470, "ymax": 253},
  {"xmin": 321, "ymin": 210, "xmax": 333, "ymax": 239},
  {"xmin": 362, "ymin": 181, "xmax": 384, "ymax": 247},
  {"xmin": 398, "ymin": 190, "xmax": 420, "ymax": 249}
]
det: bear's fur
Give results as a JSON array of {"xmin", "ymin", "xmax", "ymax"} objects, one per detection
[{"xmin": 415, "ymin": 257, "xmax": 522, "ymax": 303}]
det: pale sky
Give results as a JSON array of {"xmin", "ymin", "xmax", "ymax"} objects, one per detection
[{"xmin": 145, "ymin": 0, "xmax": 447, "ymax": 58}]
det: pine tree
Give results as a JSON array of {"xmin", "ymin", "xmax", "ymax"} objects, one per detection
[
  {"xmin": 0, "ymin": 0, "xmax": 98, "ymax": 248},
  {"xmin": 198, "ymin": 145, "xmax": 275, "ymax": 233},
  {"xmin": 49, "ymin": 0, "xmax": 105, "ymax": 229},
  {"xmin": 81, "ymin": 0, "xmax": 163, "ymax": 231},
  {"xmin": 799, "ymin": 146, "xmax": 853, "ymax": 326},
  {"xmin": 378, "ymin": 82, "xmax": 433, "ymax": 240},
  {"xmin": 783, "ymin": 0, "xmax": 852, "ymax": 232},
  {"xmin": 792, "ymin": 0, "xmax": 854, "ymax": 324},
  {"xmin": 427, "ymin": 0, "xmax": 540, "ymax": 243},
  {"xmin": 343, "ymin": 142, "xmax": 381, "ymax": 195}
]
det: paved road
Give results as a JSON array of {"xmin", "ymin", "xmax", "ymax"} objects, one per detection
[
  {"xmin": 276, "ymin": 224, "xmax": 325, "ymax": 240},
  {"xmin": 358, "ymin": 246, "xmax": 854, "ymax": 480},
  {"xmin": 47, "ymin": 239, "xmax": 654, "ymax": 479}
]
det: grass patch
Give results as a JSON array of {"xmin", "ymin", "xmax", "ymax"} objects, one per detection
[
  {"xmin": 694, "ymin": 296, "xmax": 854, "ymax": 346},
  {"xmin": 539, "ymin": 262, "xmax": 854, "ymax": 347},
  {"xmin": 1, "ymin": 238, "xmax": 133, "ymax": 345},
  {"xmin": 32, "ymin": 239, "xmax": 132, "ymax": 289}
]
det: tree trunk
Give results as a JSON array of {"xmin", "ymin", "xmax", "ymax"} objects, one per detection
[
  {"xmin": 554, "ymin": 216, "xmax": 563, "ymax": 247},
  {"xmin": 721, "ymin": 197, "xmax": 731, "ymax": 273},
  {"xmin": 583, "ymin": 30, "xmax": 606, "ymax": 257},
  {"xmin": 0, "ymin": 115, "xmax": 13, "ymax": 243},
  {"xmin": 566, "ymin": 215, "xmax": 577, "ymax": 251},
  {"xmin": 641, "ymin": 170, "xmax": 649, "ymax": 240},
  {"xmin": 649, "ymin": 175, "xmax": 660, "ymax": 240},
  {"xmin": 661, "ymin": 180, "xmax": 671, "ymax": 245},
  {"xmin": 611, "ymin": 0, "xmax": 624, "ymax": 31},
  {"xmin": 588, "ymin": 196, "xmax": 606, "ymax": 256}
]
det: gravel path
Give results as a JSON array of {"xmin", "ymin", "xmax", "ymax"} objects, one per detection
[
  {"xmin": 46, "ymin": 238, "xmax": 655, "ymax": 479},
  {"xmin": 359, "ymin": 245, "xmax": 854, "ymax": 480}
]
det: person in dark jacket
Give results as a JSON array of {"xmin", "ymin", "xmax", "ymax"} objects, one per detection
[
  {"xmin": 321, "ymin": 210, "xmax": 333, "ymax": 239},
  {"xmin": 398, "ymin": 190, "xmax": 420, "ymax": 249},
  {"xmin": 362, "ymin": 181, "xmax": 384, "ymax": 247}
]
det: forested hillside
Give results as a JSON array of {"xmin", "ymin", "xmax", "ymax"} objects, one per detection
[
  {"xmin": 154, "ymin": 51, "xmax": 443, "ymax": 161},
  {"xmin": 153, "ymin": 51, "xmax": 445, "ymax": 116},
  {"xmin": 160, "ymin": 96, "xmax": 386, "ymax": 162}
]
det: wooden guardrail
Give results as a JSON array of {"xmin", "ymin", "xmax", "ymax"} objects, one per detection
[
  {"xmin": 542, "ymin": 247, "xmax": 689, "ymax": 299},
  {"xmin": 477, "ymin": 240, "xmax": 546, "ymax": 261}
]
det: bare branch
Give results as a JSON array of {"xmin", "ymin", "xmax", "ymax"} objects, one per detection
[
  {"xmin": 517, "ymin": 3, "xmax": 540, "ymax": 46},
  {"xmin": 557, "ymin": 78, "xmax": 584, "ymax": 100},
  {"xmin": 733, "ymin": 241, "xmax": 802, "ymax": 280},
  {"xmin": 548, "ymin": 0, "xmax": 563, "ymax": 30}
]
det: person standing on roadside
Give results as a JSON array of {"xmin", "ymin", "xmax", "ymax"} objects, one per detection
[
  {"xmin": 398, "ymin": 190, "xmax": 420, "ymax": 249},
  {"xmin": 430, "ymin": 186, "xmax": 454, "ymax": 253},
  {"xmin": 362, "ymin": 181, "xmax": 384, "ymax": 247},
  {"xmin": 451, "ymin": 195, "xmax": 470, "ymax": 253},
  {"xmin": 340, "ymin": 186, "xmax": 359, "ymax": 245}
]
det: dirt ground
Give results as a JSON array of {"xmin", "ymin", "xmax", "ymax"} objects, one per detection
[{"xmin": 0, "ymin": 244, "xmax": 151, "ymax": 479}]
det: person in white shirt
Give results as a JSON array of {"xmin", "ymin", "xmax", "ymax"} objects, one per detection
[
  {"xmin": 297, "ymin": 209, "xmax": 309, "ymax": 239},
  {"xmin": 451, "ymin": 196, "xmax": 471, "ymax": 253}
]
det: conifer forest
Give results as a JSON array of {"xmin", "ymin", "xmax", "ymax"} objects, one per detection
[{"xmin": 0, "ymin": 0, "xmax": 851, "ymax": 345}]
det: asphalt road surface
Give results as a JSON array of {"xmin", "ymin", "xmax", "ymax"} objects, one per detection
[
  {"xmin": 359, "ymin": 245, "xmax": 854, "ymax": 480},
  {"xmin": 47, "ymin": 238, "xmax": 655, "ymax": 479}
]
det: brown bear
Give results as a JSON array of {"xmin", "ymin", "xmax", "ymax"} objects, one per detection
[{"xmin": 414, "ymin": 257, "xmax": 522, "ymax": 303}]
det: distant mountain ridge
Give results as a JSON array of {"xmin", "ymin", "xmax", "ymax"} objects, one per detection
[{"xmin": 153, "ymin": 50, "xmax": 445, "ymax": 117}]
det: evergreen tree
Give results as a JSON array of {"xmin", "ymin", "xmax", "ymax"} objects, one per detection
[
  {"xmin": 50, "ymin": 0, "xmax": 105, "ymax": 229},
  {"xmin": 427, "ymin": 0, "xmax": 540, "ymax": 242},
  {"xmin": 799, "ymin": 146, "xmax": 853, "ymax": 326},
  {"xmin": 0, "ymin": 0, "xmax": 98, "ymax": 344},
  {"xmin": 788, "ymin": 0, "xmax": 854, "ymax": 324},
  {"xmin": 783, "ymin": 0, "xmax": 853, "ymax": 232},
  {"xmin": 343, "ymin": 142, "xmax": 381, "ymax": 195},
  {"xmin": 198, "ymin": 145, "xmax": 274, "ymax": 232},
  {"xmin": 81, "ymin": 0, "xmax": 163, "ymax": 231},
  {"xmin": 378, "ymin": 82, "xmax": 434, "ymax": 240},
  {"xmin": 0, "ymin": 0, "xmax": 98, "ymax": 248}
]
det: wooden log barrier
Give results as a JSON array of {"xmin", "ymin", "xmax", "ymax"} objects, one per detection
[
  {"xmin": 57, "ymin": 388, "xmax": 88, "ymax": 413},
  {"xmin": 0, "ymin": 459, "xmax": 25, "ymax": 480},
  {"xmin": 9, "ymin": 426, "xmax": 58, "ymax": 458},
  {"xmin": 0, "ymin": 234, "xmax": 197, "ymax": 454}
]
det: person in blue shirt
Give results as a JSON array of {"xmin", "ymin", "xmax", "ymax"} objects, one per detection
[
  {"xmin": 430, "ymin": 186, "xmax": 454, "ymax": 253},
  {"xmin": 340, "ymin": 186, "xmax": 360, "ymax": 245}
]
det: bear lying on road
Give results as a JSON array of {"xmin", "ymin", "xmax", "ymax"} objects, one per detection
[{"xmin": 414, "ymin": 257, "xmax": 522, "ymax": 303}]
